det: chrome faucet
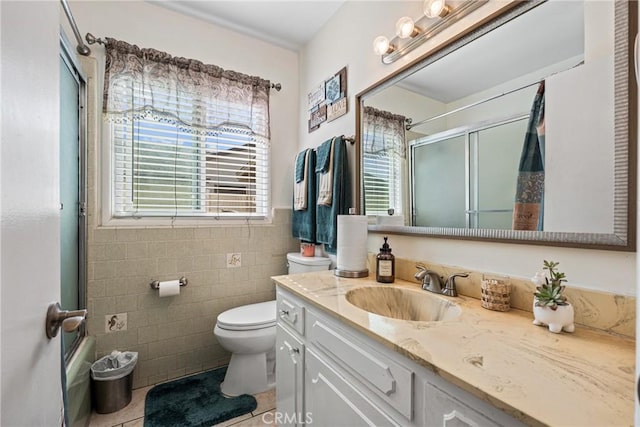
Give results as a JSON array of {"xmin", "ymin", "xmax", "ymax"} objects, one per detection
[
  {"xmin": 415, "ymin": 264, "xmax": 444, "ymax": 294},
  {"xmin": 443, "ymin": 272, "xmax": 469, "ymax": 297}
]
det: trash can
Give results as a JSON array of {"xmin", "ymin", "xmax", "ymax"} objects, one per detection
[{"xmin": 91, "ymin": 350, "xmax": 138, "ymax": 414}]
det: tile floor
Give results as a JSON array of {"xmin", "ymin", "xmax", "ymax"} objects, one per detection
[{"xmin": 88, "ymin": 380, "xmax": 276, "ymax": 427}]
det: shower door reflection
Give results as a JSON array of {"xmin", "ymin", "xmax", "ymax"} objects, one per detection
[{"xmin": 410, "ymin": 115, "xmax": 528, "ymax": 229}]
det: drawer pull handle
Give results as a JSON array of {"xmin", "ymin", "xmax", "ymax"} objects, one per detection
[
  {"xmin": 280, "ymin": 309, "xmax": 290, "ymax": 316},
  {"xmin": 291, "ymin": 347, "xmax": 300, "ymax": 354}
]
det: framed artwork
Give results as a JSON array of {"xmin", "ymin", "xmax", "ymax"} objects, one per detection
[{"xmin": 308, "ymin": 66, "xmax": 348, "ymax": 132}]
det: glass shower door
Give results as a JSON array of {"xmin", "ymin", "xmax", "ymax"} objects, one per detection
[
  {"xmin": 411, "ymin": 134, "xmax": 466, "ymax": 227},
  {"xmin": 60, "ymin": 47, "xmax": 86, "ymax": 358}
]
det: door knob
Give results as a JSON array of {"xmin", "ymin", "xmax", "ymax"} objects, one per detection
[{"xmin": 45, "ymin": 302, "xmax": 87, "ymax": 339}]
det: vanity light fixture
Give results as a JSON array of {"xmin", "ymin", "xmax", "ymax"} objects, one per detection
[
  {"xmin": 395, "ymin": 16, "xmax": 420, "ymax": 39},
  {"xmin": 373, "ymin": 35, "xmax": 394, "ymax": 55},
  {"xmin": 373, "ymin": 0, "xmax": 488, "ymax": 64},
  {"xmin": 424, "ymin": 0, "xmax": 451, "ymax": 19}
]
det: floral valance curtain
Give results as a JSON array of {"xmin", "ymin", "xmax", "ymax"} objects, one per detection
[
  {"xmin": 103, "ymin": 38, "xmax": 271, "ymax": 145},
  {"xmin": 363, "ymin": 106, "xmax": 406, "ymax": 158}
]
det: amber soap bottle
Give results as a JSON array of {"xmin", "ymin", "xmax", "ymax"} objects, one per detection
[{"xmin": 376, "ymin": 236, "xmax": 395, "ymax": 283}]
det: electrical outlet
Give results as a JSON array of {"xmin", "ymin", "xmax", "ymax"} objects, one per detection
[
  {"xmin": 226, "ymin": 252, "xmax": 241, "ymax": 268},
  {"xmin": 105, "ymin": 313, "xmax": 127, "ymax": 333}
]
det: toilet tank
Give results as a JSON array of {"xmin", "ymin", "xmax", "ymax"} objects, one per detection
[{"xmin": 287, "ymin": 252, "xmax": 331, "ymax": 274}]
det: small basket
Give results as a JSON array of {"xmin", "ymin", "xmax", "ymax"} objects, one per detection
[{"xmin": 481, "ymin": 275, "xmax": 511, "ymax": 312}]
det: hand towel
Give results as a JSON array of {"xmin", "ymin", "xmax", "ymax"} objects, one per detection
[
  {"xmin": 292, "ymin": 149, "xmax": 317, "ymax": 243},
  {"xmin": 315, "ymin": 139, "xmax": 333, "ymax": 173},
  {"xmin": 295, "ymin": 150, "xmax": 306, "ymax": 183},
  {"xmin": 317, "ymin": 138, "xmax": 336, "ymax": 206},
  {"xmin": 294, "ymin": 150, "xmax": 310, "ymax": 211},
  {"xmin": 317, "ymin": 136, "xmax": 351, "ymax": 254}
]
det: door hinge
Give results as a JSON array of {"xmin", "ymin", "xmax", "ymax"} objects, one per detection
[{"xmin": 79, "ymin": 202, "xmax": 87, "ymax": 216}]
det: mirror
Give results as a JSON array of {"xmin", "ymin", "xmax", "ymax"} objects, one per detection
[{"xmin": 356, "ymin": 0, "xmax": 636, "ymax": 251}]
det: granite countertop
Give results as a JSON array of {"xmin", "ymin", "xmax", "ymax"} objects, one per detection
[{"xmin": 272, "ymin": 271, "xmax": 635, "ymax": 427}]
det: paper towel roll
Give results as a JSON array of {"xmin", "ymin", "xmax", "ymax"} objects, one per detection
[
  {"xmin": 336, "ymin": 215, "xmax": 368, "ymax": 273},
  {"xmin": 158, "ymin": 280, "xmax": 180, "ymax": 297}
]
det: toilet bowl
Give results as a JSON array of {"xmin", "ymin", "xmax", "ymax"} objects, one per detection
[
  {"xmin": 213, "ymin": 252, "xmax": 331, "ymax": 396},
  {"xmin": 214, "ymin": 300, "xmax": 277, "ymax": 397}
]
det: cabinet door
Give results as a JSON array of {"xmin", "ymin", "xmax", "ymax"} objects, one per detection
[
  {"xmin": 276, "ymin": 325, "xmax": 305, "ymax": 427},
  {"xmin": 305, "ymin": 348, "xmax": 400, "ymax": 427}
]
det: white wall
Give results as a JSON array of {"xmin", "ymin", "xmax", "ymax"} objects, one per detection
[
  {"xmin": 299, "ymin": 1, "xmax": 635, "ymax": 295},
  {"xmin": 66, "ymin": 0, "xmax": 299, "ymax": 210}
]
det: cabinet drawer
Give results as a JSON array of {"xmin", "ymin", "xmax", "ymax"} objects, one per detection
[
  {"xmin": 306, "ymin": 348, "xmax": 400, "ymax": 427},
  {"xmin": 424, "ymin": 380, "xmax": 513, "ymax": 427},
  {"xmin": 277, "ymin": 290, "xmax": 305, "ymax": 336},
  {"xmin": 306, "ymin": 310, "xmax": 413, "ymax": 420}
]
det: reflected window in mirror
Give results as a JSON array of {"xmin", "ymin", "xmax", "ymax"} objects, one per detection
[{"xmin": 362, "ymin": 107, "xmax": 407, "ymax": 223}]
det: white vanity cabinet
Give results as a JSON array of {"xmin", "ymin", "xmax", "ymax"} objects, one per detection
[
  {"xmin": 276, "ymin": 287, "xmax": 524, "ymax": 427},
  {"xmin": 276, "ymin": 291, "xmax": 307, "ymax": 427},
  {"xmin": 276, "ymin": 325, "xmax": 305, "ymax": 427}
]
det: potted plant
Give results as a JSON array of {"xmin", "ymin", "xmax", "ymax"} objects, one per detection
[{"xmin": 531, "ymin": 260, "xmax": 575, "ymax": 333}]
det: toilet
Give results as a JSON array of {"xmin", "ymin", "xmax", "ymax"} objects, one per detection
[{"xmin": 214, "ymin": 252, "xmax": 331, "ymax": 396}]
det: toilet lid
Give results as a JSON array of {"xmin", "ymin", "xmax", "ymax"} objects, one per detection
[{"xmin": 217, "ymin": 300, "xmax": 276, "ymax": 331}]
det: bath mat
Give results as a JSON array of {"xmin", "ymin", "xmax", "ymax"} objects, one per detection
[{"xmin": 144, "ymin": 367, "xmax": 257, "ymax": 427}]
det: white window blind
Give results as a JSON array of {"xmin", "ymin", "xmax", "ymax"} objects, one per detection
[
  {"xmin": 112, "ymin": 116, "xmax": 268, "ymax": 218},
  {"xmin": 362, "ymin": 106, "xmax": 406, "ymax": 216},
  {"xmin": 103, "ymin": 38, "xmax": 271, "ymax": 219},
  {"xmin": 363, "ymin": 152, "xmax": 403, "ymax": 216}
]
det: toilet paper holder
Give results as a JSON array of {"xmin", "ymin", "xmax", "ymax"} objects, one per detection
[{"xmin": 149, "ymin": 277, "xmax": 188, "ymax": 290}]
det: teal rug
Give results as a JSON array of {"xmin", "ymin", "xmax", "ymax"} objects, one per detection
[{"xmin": 144, "ymin": 367, "xmax": 257, "ymax": 427}]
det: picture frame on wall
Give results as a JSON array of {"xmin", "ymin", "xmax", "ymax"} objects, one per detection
[{"xmin": 307, "ymin": 66, "xmax": 348, "ymax": 132}]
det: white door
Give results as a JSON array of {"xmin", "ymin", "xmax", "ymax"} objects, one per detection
[{"xmin": 1, "ymin": 1, "xmax": 62, "ymax": 425}]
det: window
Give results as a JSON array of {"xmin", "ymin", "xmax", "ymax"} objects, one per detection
[
  {"xmin": 362, "ymin": 151, "xmax": 403, "ymax": 216},
  {"xmin": 362, "ymin": 107, "xmax": 406, "ymax": 216},
  {"xmin": 111, "ymin": 117, "xmax": 268, "ymax": 218},
  {"xmin": 103, "ymin": 38, "xmax": 271, "ymax": 219}
]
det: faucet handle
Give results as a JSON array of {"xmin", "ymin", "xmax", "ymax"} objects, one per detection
[
  {"xmin": 442, "ymin": 272, "xmax": 469, "ymax": 297},
  {"xmin": 415, "ymin": 264, "xmax": 427, "ymax": 271},
  {"xmin": 448, "ymin": 272, "xmax": 469, "ymax": 280}
]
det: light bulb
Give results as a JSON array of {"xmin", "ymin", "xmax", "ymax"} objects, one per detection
[
  {"xmin": 373, "ymin": 36, "xmax": 392, "ymax": 55},
  {"xmin": 424, "ymin": 0, "xmax": 450, "ymax": 18},
  {"xmin": 395, "ymin": 16, "xmax": 418, "ymax": 39}
]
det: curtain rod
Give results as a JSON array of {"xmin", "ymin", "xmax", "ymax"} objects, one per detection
[
  {"xmin": 85, "ymin": 33, "xmax": 283, "ymax": 91},
  {"xmin": 406, "ymin": 80, "xmax": 541, "ymax": 131},
  {"xmin": 60, "ymin": 0, "xmax": 91, "ymax": 56},
  {"xmin": 406, "ymin": 61, "xmax": 583, "ymax": 131}
]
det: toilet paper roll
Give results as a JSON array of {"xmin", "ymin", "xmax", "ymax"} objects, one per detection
[
  {"xmin": 337, "ymin": 215, "xmax": 368, "ymax": 272},
  {"xmin": 158, "ymin": 280, "xmax": 181, "ymax": 297}
]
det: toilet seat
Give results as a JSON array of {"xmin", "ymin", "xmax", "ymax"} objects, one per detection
[{"xmin": 216, "ymin": 300, "xmax": 276, "ymax": 331}]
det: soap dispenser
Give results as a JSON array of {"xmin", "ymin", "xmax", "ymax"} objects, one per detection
[{"xmin": 376, "ymin": 236, "xmax": 395, "ymax": 283}]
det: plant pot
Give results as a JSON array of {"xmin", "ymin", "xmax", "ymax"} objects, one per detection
[{"xmin": 532, "ymin": 300, "xmax": 575, "ymax": 333}]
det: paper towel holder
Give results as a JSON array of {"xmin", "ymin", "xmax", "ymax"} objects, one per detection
[
  {"xmin": 150, "ymin": 277, "xmax": 188, "ymax": 290},
  {"xmin": 335, "ymin": 268, "xmax": 369, "ymax": 278}
]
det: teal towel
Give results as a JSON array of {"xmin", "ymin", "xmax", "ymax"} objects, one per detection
[
  {"xmin": 316, "ymin": 136, "xmax": 351, "ymax": 253},
  {"xmin": 315, "ymin": 138, "xmax": 333, "ymax": 173},
  {"xmin": 292, "ymin": 149, "xmax": 316, "ymax": 242},
  {"xmin": 295, "ymin": 150, "xmax": 306, "ymax": 183}
]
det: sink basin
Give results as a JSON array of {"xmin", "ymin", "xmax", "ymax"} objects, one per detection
[{"xmin": 345, "ymin": 286, "xmax": 461, "ymax": 322}]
